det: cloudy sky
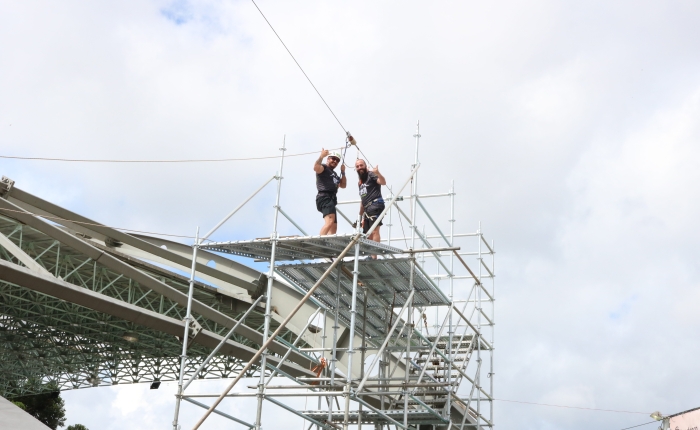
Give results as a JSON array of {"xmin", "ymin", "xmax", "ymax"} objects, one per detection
[{"xmin": 2, "ymin": 0, "xmax": 700, "ymax": 429}]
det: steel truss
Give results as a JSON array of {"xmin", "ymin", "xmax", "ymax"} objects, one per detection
[
  {"xmin": 176, "ymin": 125, "xmax": 496, "ymax": 430},
  {"xmin": 0, "ymin": 192, "xmax": 315, "ymax": 398}
]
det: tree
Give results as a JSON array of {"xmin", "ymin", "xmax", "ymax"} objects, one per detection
[
  {"xmin": 11, "ymin": 400, "xmax": 26, "ymax": 410},
  {"xmin": 8, "ymin": 384, "xmax": 66, "ymax": 430},
  {"xmin": 67, "ymin": 425, "xmax": 89, "ymax": 430}
]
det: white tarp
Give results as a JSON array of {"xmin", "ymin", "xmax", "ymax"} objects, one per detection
[
  {"xmin": 0, "ymin": 396, "xmax": 50, "ymax": 430},
  {"xmin": 670, "ymin": 408, "xmax": 700, "ymax": 430}
]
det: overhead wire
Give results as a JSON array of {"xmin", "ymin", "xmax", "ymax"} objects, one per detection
[
  {"xmin": 493, "ymin": 398, "xmax": 650, "ymax": 415},
  {"xmin": 3, "ymin": 0, "xmax": 381, "ymax": 168},
  {"xmin": 0, "ymin": 206, "xmax": 204, "ymax": 241},
  {"xmin": 0, "ymin": 147, "xmax": 343, "ymax": 164},
  {"xmin": 620, "ymin": 421, "xmax": 657, "ymax": 430}
]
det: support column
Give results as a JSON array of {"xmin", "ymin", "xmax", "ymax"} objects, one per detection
[
  {"xmin": 343, "ymin": 219, "xmax": 362, "ymax": 429},
  {"xmin": 172, "ymin": 227, "xmax": 199, "ymax": 430},
  {"xmin": 404, "ymin": 121, "xmax": 420, "ymax": 428},
  {"xmin": 358, "ymin": 286, "xmax": 368, "ymax": 430},
  {"xmin": 447, "ymin": 180, "xmax": 455, "ymax": 416},
  {"xmin": 476, "ymin": 223, "xmax": 482, "ymax": 430},
  {"xmin": 329, "ymin": 266, "xmax": 342, "ymax": 423},
  {"xmin": 254, "ymin": 140, "xmax": 286, "ymax": 430}
]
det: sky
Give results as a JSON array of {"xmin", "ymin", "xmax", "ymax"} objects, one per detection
[{"xmin": 2, "ymin": 0, "xmax": 700, "ymax": 429}]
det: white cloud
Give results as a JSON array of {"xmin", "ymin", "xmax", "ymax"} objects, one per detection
[{"xmin": 3, "ymin": 0, "xmax": 700, "ymax": 428}]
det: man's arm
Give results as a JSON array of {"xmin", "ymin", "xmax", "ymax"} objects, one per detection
[
  {"xmin": 358, "ymin": 202, "xmax": 365, "ymax": 229},
  {"xmin": 373, "ymin": 165, "xmax": 387, "ymax": 185},
  {"xmin": 339, "ymin": 163, "xmax": 347, "ymax": 188},
  {"xmin": 314, "ymin": 148, "xmax": 329, "ymax": 174}
]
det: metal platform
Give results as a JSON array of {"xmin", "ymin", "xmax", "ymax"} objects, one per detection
[
  {"xmin": 200, "ymin": 234, "xmax": 404, "ymax": 261},
  {"xmin": 276, "ymin": 258, "xmax": 450, "ymax": 342},
  {"xmin": 303, "ymin": 409, "xmax": 449, "ymax": 426}
]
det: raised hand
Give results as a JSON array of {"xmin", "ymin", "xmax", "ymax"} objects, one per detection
[
  {"xmin": 372, "ymin": 165, "xmax": 380, "ymax": 175},
  {"xmin": 320, "ymin": 148, "xmax": 329, "ymax": 158}
]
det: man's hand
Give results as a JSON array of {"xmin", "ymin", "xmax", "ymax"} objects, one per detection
[
  {"xmin": 373, "ymin": 164, "xmax": 387, "ymax": 185},
  {"xmin": 341, "ymin": 163, "xmax": 346, "ymax": 173},
  {"xmin": 314, "ymin": 148, "xmax": 328, "ymax": 173}
]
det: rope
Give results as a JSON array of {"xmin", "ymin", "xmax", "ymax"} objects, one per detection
[
  {"xmin": 0, "ymin": 206, "xmax": 202, "ymax": 240},
  {"xmin": 250, "ymin": 0, "xmax": 346, "ymax": 134},
  {"xmin": 0, "ymin": 147, "xmax": 342, "ymax": 164}
]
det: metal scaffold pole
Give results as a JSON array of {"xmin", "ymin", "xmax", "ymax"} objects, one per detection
[
  {"xmin": 254, "ymin": 138, "xmax": 287, "ymax": 430},
  {"xmin": 490, "ymin": 238, "xmax": 496, "ymax": 424},
  {"xmin": 173, "ymin": 226, "xmax": 200, "ymax": 430},
  {"xmin": 447, "ymin": 180, "xmax": 455, "ymax": 416},
  {"xmin": 343, "ymin": 219, "xmax": 362, "ymax": 429},
  {"xmin": 404, "ymin": 121, "xmax": 420, "ymax": 428},
  {"xmin": 329, "ymin": 265, "xmax": 342, "ymax": 423},
  {"xmin": 477, "ymin": 222, "xmax": 482, "ymax": 429}
]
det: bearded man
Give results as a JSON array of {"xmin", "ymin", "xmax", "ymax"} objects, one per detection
[{"xmin": 355, "ymin": 159, "xmax": 386, "ymax": 243}]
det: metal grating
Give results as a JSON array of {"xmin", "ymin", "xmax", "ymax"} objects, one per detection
[
  {"xmin": 200, "ymin": 234, "xmax": 404, "ymax": 261},
  {"xmin": 303, "ymin": 409, "xmax": 449, "ymax": 426},
  {"xmin": 276, "ymin": 258, "xmax": 450, "ymax": 345}
]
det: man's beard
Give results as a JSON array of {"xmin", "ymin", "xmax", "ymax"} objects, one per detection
[{"xmin": 357, "ymin": 169, "xmax": 368, "ymax": 182}]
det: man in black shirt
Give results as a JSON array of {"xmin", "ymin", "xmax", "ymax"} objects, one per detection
[
  {"xmin": 314, "ymin": 148, "xmax": 346, "ymax": 235},
  {"xmin": 355, "ymin": 159, "xmax": 386, "ymax": 244}
]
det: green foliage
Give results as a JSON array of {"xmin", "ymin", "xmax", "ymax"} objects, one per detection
[
  {"xmin": 11, "ymin": 400, "xmax": 26, "ymax": 410},
  {"xmin": 67, "ymin": 425, "xmax": 89, "ymax": 430},
  {"xmin": 8, "ymin": 383, "xmax": 66, "ymax": 430}
]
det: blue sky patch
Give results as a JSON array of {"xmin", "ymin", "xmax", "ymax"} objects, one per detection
[
  {"xmin": 160, "ymin": 0, "xmax": 193, "ymax": 26},
  {"xmin": 609, "ymin": 294, "xmax": 639, "ymax": 320}
]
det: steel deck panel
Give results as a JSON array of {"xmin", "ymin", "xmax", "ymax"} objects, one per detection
[
  {"xmin": 276, "ymin": 258, "xmax": 450, "ymax": 343},
  {"xmin": 200, "ymin": 234, "xmax": 404, "ymax": 261}
]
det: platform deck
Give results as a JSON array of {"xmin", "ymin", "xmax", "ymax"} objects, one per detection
[{"xmin": 200, "ymin": 234, "xmax": 404, "ymax": 261}]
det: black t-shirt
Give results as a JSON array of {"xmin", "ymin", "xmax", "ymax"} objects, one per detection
[
  {"xmin": 316, "ymin": 164, "xmax": 341, "ymax": 194},
  {"xmin": 359, "ymin": 172, "xmax": 383, "ymax": 207}
]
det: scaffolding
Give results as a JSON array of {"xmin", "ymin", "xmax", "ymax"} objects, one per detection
[{"xmin": 172, "ymin": 125, "xmax": 496, "ymax": 429}]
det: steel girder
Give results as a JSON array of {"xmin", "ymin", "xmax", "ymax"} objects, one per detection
[{"xmin": 0, "ymin": 209, "xmax": 314, "ymax": 397}]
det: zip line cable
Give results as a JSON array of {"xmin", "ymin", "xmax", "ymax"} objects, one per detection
[
  {"xmin": 3, "ymin": 1, "xmax": 382, "ymax": 167},
  {"xmin": 493, "ymin": 398, "xmax": 650, "ymax": 415},
  {"xmin": 620, "ymin": 421, "xmax": 657, "ymax": 430},
  {"xmin": 250, "ymin": 0, "xmax": 347, "ymax": 134},
  {"xmin": 249, "ymin": 0, "xmax": 375, "ymax": 168},
  {"xmin": 0, "ymin": 147, "xmax": 342, "ymax": 164}
]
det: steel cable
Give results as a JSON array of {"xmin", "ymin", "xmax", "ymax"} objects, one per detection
[
  {"xmin": 493, "ymin": 398, "xmax": 650, "ymax": 415},
  {"xmin": 0, "ymin": 147, "xmax": 342, "ymax": 164},
  {"xmin": 250, "ymin": 0, "xmax": 346, "ymax": 134}
]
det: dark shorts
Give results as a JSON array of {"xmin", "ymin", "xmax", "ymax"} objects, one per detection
[
  {"xmin": 316, "ymin": 193, "xmax": 338, "ymax": 222},
  {"xmin": 363, "ymin": 203, "xmax": 385, "ymax": 234}
]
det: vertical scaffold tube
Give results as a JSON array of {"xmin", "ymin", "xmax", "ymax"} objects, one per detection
[
  {"xmin": 329, "ymin": 265, "xmax": 342, "ymax": 423},
  {"xmin": 343, "ymin": 219, "xmax": 362, "ymax": 429},
  {"xmin": 172, "ymin": 227, "xmax": 199, "ymax": 430},
  {"xmin": 318, "ymin": 307, "xmax": 327, "ymax": 430},
  {"xmin": 490, "ymin": 239, "xmax": 495, "ymax": 424},
  {"xmin": 447, "ymin": 180, "xmax": 455, "ymax": 416},
  {"xmin": 404, "ymin": 121, "xmax": 420, "ymax": 428},
  {"xmin": 254, "ymin": 139, "xmax": 286, "ymax": 430},
  {"xmin": 476, "ymin": 223, "xmax": 482, "ymax": 430}
]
